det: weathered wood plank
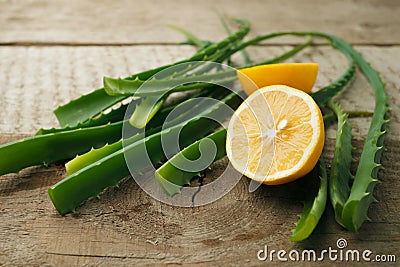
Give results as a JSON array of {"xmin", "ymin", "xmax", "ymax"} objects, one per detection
[
  {"xmin": 0, "ymin": 45, "xmax": 194, "ymax": 133},
  {"xmin": 1, "ymin": 45, "xmax": 399, "ymax": 136},
  {"xmin": 0, "ymin": 138, "xmax": 399, "ymax": 265},
  {"xmin": 0, "ymin": 44, "xmax": 399, "ymax": 265},
  {"xmin": 0, "ymin": 0, "xmax": 399, "ymax": 45}
]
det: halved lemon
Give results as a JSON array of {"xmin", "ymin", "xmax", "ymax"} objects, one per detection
[
  {"xmin": 226, "ymin": 85, "xmax": 324, "ymax": 185},
  {"xmin": 237, "ymin": 63, "xmax": 319, "ymax": 95}
]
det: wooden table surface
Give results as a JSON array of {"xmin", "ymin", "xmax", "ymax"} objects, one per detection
[{"xmin": 1, "ymin": 0, "xmax": 399, "ymax": 266}]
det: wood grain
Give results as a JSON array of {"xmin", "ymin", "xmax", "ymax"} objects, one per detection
[
  {"xmin": 1, "ymin": 45, "xmax": 399, "ymax": 136},
  {"xmin": 0, "ymin": 44, "xmax": 399, "ymax": 266},
  {"xmin": 0, "ymin": 138, "xmax": 399, "ymax": 266},
  {"xmin": 0, "ymin": 0, "xmax": 399, "ymax": 265},
  {"xmin": 0, "ymin": 0, "xmax": 399, "ymax": 45}
]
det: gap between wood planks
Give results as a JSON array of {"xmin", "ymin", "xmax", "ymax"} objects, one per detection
[
  {"xmin": 0, "ymin": 42, "xmax": 399, "ymax": 47},
  {"xmin": 45, "ymin": 251, "xmax": 166, "ymax": 260}
]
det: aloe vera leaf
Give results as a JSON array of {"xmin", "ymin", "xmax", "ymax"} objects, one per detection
[
  {"xmin": 327, "ymin": 100, "xmax": 354, "ymax": 227},
  {"xmin": 153, "ymin": 106, "xmax": 369, "ymax": 202},
  {"xmin": 45, "ymin": 85, "xmax": 214, "ymax": 135},
  {"xmin": 234, "ymin": 32, "xmax": 388, "ymax": 231},
  {"xmin": 127, "ymin": 84, "xmax": 234, "ymax": 131},
  {"xmin": 65, "ymin": 129, "xmax": 156, "ymax": 175},
  {"xmin": 282, "ymin": 32, "xmax": 388, "ymax": 231},
  {"xmin": 169, "ymin": 24, "xmax": 204, "ymax": 48},
  {"xmin": 48, "ymin": 147, "xmax": 129, "ymax": 215},
  {"xmin": 48, "ymin": 118, "xmax": 216, "ymax": 215},
  {"xmin": 324, "ymin": 35, "xmax": 390, "ymax": 232},
  {"xmin": 219, "ymin": 15, "xmax": 251, "ymax": 65},
  {"xmin": 2, "ymin": 99, "xmax": 185, "ymax": 175},
  {"xmin": 290, "ymin": 158, "xmax": 328, "ymax": 242},
  {"xmin": 156, "ymin": 109, "xmax": 343, "ymax": 197},
  {"xmin": 104, "ymin": 33, "xmax": 313, "ymax": 100},
  {"xmin": 323, "ymin": 110, "xmax": 373, "ymax": 124},
  {"xmin": 103, "ymin": 40, "xmax": 313, "ymax": 100},
  {"xmin": 38, "ymin": 92, "xmax": 183, "ymax": 135},
  {"xmin": 49, "ymin": 91, "xmax": 241, "ymax": 214},
  {"xmin": 37, "ymin": 101, "xmax": 131, "ymax": 135},
  {"xmin": 65, "ymin": 87, "xmax": 232, "ymax": 175},
  {"xmin": 103, "ymin": 67, "xmax": 237, "ymax": 96},
  {"xmin": 186, "ymin": 18, "xmax": 250, "ymax": 63},
  {"xmin": 105, "ymin": 65, "xmax": 237, "ymax": 129},
  {"xmin": 54, "ymin": 89, "xmax": 126, "ymax": 127},
  {"xmin": 143, "ymin": 86, "xmax": 228, "ymax": 126},
  {"xmin": 66, "ymin": 122, "xmax": 165, "ymax": 175},
  {"xmin": 48, "ymin": 112, "xmax": 230, "ymax": 215},
  {"xmin": 104, "ymin": 29, "xmax": 315, "ymax": 100},
  {"xmin": 128, "ymin": 96, "xmax": 166, "ymax": 128},
  {"xmin": 252, "ymin": 36, "xmax": 313, "ymax": 67},
  {"xmin": 66, "ymin": 90, "xmax": 240, "ymax": 175},
  {"xmin": 65, "ymin": 141, "xmax": 121, "ymax": 176},
  {"xmin": 0, "ymin": 122, "xmax": 123, "ymax": 176},
  {"xmin": 65, "ymin": 109, "xmax": 177, "ymax": 175},
  {"xmin": 156, "ymin": 129, "xmax": 227, "ymax": 195},
  {"xmin": 111, "ymin": 19, "xmax": 249, "ymax": 85},
  {"xmin": 54, "ymin": 20, "xmax": 250, "ymax": 127},
  {"xmin": 65, "ymin": 129, "xmax": 154, "ymax": 175},
  {"xmin": 229, "ymin": 32, "xmax": 310, "ymax": 55},
  {"xmin": 226, "ymin": 32, "xmax": 355, "ymax": 104},
  {"xmin": 154, "ymin": 105, "xmax": 341, "ymax": 197},
  {"xmin": 158, "ymin": 86, "xmax": 235, "ymax": 126},
  {"xmin": 168, "ymin": 21, "xmax": 249, "ymax": 79},
  {"xmin": 168, "ymin": 24, "xmax": 212, "ymax": 50},
  {"xmin": 287, "ymin": 32, "xmax": 389, "ymax": 231},
  {"xmin": 220, "ymin": 16, "xmax": 312, "ymax": 66},
  {"xmin": 151, "ymin": 109, "xmax": 357, "ymax": 196},
  {"xmin": 311, "ymin": 57, "xmax": 355, "ymax": 106},
  {"xmin": 44, "ymin": 87, "xmax": 215, "ymax": 136}
]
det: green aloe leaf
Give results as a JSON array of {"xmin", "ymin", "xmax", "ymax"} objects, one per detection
[
  {"xmin": 37, "ymin": 100, "xmax": 132, "ymax": 135},
  {"xmin": 332, "ymin": 37, "xmax": 389, "ymax": 232},
  {"xmin": 0, "ymin": 122, "xmax": 123, "ymax": 176},
  {"xmin": 236, "ymin": 30, "xmax": 389, "ymax": 232},
  {"xmin": 311, "ymin": 58, "xmax": 355, "ymax": 106},
  {"xmin": 48, "ymin": 116, "xmax": 219, "ymax": 215},
  {"xmin": 168, "ymin": 24, "xmax": 212, "ymax": 50},
  {"xmin": 54, "ymin": 89, "xmax": 125, "ymax": 128},
  {"xmin": 327, "ymin": 100, "xmax": 354, "ymax": 227},
  {"xmin": 54, "ymin": 19, "xmax": 250, "ymax": 127},
  {"xmin": 48, "ymin": 92, "xmax": 242, "ymax": 215},
  {"xmin": 129, "ymin": 97, "xmax": 166, "ymax": 129},
  {"xmin": 65, "ymin": 87, "xmax": 234, "ymax": 175},
  {"xmin": 290, "ymin": 158, "xmax": 328, "ymax": 242},
  {"xmin": 156, "ymin": 129, "xmax": 227, "ymax": 196}
]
